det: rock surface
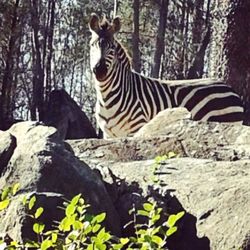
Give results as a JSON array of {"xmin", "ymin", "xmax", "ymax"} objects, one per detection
[
  {"xmin": 0, "ymin": 131, "xmax": 16, "ymax": 175},
  {"xmin": 0, "ymin": 121, "xmax": 120, "ymax": 241},
  {"xmin": 1, "ymin": 107, "xmax": 250, "ymax": 250},
  {"xmin": 134, "ymin": 107, "xmax": 191, "ymax": 138},
  {"xmin": 43, "ymin": 89, "xmax": 97, "ymax": 139},
  {"xmin": 68, "ymin": 108, "xmax": 250, "ymax": 250}
]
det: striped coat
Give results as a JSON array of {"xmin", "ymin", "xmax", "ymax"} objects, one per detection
[{"xmin": 89, "ymin": 14, "xmax": 244, "ymax": 138}]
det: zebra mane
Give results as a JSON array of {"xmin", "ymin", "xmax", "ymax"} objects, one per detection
[
  {"xmin": 99, "ymin": 15, "xmax": 109, "ymax": 30},
  {"xmin": 114, "ymin": 39, "xmax": 132, "ymax": 70}
]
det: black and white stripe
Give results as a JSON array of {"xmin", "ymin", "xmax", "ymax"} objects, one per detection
[{"xmin": 89, "ymin": 17, "xmax": 244, "ymax": 138}]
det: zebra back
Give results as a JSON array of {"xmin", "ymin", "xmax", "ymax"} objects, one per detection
[{"xmin": 89, "ymin": 14, "xmax": 244, "ymax": 138}]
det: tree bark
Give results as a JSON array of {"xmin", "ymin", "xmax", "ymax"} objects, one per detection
[
  {"xmin": 209, "ymin": 0, "xmax": 250, "ymax": 122},
  {"xmin": 132, "ymin": 0, "xmax": 141, "ymax": 73},
  {"xmin": 187, "ymin": 27, "xmax": 211, "ymax": 79},
  {"xmin": 151, "ymin": 0, "xmax": 169, "ymax": 78},
  {"xmin": 209, "ymin": 0, "xmax": 250, "ymax": 89},
  {"xmin": 0, "ymin": 0, "xmax": 19, "ymax": 130},
  {"xmin": 45, "ymin": 0, "xmax": 55, "ymax": 103},
  {"xmin": 30, "ymin": 0, "xmax": 45, "ymax": 121}
]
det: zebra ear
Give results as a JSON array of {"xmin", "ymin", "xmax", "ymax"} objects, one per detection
[
  {"xmin": 89, "ymin": 13, "xmax": 100, "ymax": 33},
  {"xmin": 111, "ymin": 17, "xmax": 121, "ymax": 34}
]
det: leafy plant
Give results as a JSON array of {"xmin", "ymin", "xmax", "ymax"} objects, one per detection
[
  {"xmin": 0, "ymin": 183, "xmax": 20, "ymax": 211},
  {"xmin": 151, "ymin": 152, "xmax": 178, "ymax": 184},
  {"xmin": 0, "ymin": 184, "xmax": 185, "ymax": 250},
  {"xmin": 126, "ymin": 201, "xmax": 184, "ymax": 249}
]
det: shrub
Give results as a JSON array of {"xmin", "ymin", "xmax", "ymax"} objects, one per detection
[{"xmin": 0, "ymin": 182, "xmax": 184, "ymax": 250}]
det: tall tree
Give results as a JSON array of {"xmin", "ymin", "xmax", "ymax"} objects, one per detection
[
  {"xmin": 0, "ymin": 0, "xmax": 20, "ymax": 129},
  {"xmin": 45, "ymin": 0, "xmax": 55, "ymax": 103},
  {"xmin": 187, "ymin": 0, "xmax": 211, "ymax": 79},
  {"xmin": 30, "ymin": 0, "xmax": 44, "ymax": 121},
  {"xmin": 132, "ymin": 0, "xmax": 141, "ymax": 72},
  {"xmin": 209, "ymin": 0, "xmax": 250, "ymax": 122},
  {"xmin": 151, "ymin": 0, "xmax": 169, "ymax": 78}
]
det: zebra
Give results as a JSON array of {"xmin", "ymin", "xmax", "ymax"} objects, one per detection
[{"xmin": 89, "ymin": 13, "xmax": 244, "ymax": 138}]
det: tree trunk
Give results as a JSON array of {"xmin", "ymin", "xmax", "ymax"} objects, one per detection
[
  {"xmin": 209, "ymin": 0, "xmax": 250, "ymax": 122},
  {"xmin": 0, "ymin": 0, "xmax": 19, "ymax": 130},
  {"xmin": 30, "ymin": 0, "xmax": 45, "ymax": 121},
  {"xmin": 132, "ymin": 0, "xmax": 141, "ymax": 73},
  {"xmin": 151, "ymin": 0, "xmax": 169, "ymax": 78},
  {"xmin": 187, "ymin": 27, "xmax": 211, "ymax": 79},
  {"xmin": 45, "ymin": 0, "xmax": 55, "ymax": 103}
]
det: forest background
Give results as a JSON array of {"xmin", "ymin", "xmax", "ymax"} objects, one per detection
[{"xmin": 0, "ymin": 0, "xmax": 249, "ymax": 130}]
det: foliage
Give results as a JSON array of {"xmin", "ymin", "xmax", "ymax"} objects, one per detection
[
  {"xmin": 0, "ymin": 184, "xmax": 185, "ymax": 250},
  {"xmin": 151, "ymin": 152, "xmax": 178, "ymax": 184},
  {"xmin": 0, "ymin": 0, "xmax": 217, "ymax": 128},
  {"xmin": 127, "ymin": 201, "xmax": 185, "ymax": 249},
  {"xmin": 0, "ymin": 183, "xmax": 20, "ymax": 211}
]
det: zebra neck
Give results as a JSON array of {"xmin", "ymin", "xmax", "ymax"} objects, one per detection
[
  {"xmin": 114, "ymin": 39, "xmax": 132, "ymax": 71},
  {"xmin": 94, "ymin": 63, "xmax": 127, "ymax": 104}
]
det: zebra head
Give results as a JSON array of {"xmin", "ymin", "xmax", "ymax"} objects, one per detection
[{"xmin": 89, "ymin": 13, "xmax": 121, "ymax": 81}]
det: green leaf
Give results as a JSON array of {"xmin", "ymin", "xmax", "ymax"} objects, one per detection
[
  {"xmin": 59, "ymin": 217, "xmax": 73, "ymax": 232},
  {"xmin": 25, "ymin": 241, "xmax": 40, "ymax": 248},
  {"xmin": 136, "ymin": 229, "xmax": 146, "ymax": 235},
  {"xmin": 71, "ymin": 194, "xmax": 81, "ymax": 206},
  {"xmin": 33, "ymin": 222, "xmax": 45, "ymax": 234},
  {"xmin": 1, "ymin": 187, "xmax": 10, "ymax": 201},
  {"xmin": 151, "ymin": 235, "xmax": 164, "ymax": 246},
  {"xmin": 167, "ymin": 211, "xmax": 185, "ymax": 228},
  {"xmin": 94, "ymin": 213, "xmax": 106, "ymax": 223},
  {"xmin": 166, "ymin": 226, "xmax": 177, "ymax": 237},
  {"xmin": 87, "ymin": 244, "xmax": 94, "ymax": 250},
  {"xmin": 152, "ymin": 214, "xmax": 160, "ymax": 223},
  {"xmin": 152, "ymin": 226, "xmax": 161, "ymax": 235},
  {"xmin": 10, "ymin": 241, "xmax": 19, "ymax": 247},
  {"xmin": 41, "ymin": 239, "xmax": 52, "ymax": 250},
  {"xmin": 66, "ymin": 203, "xmax": 76, "ymax": 217},
  {"xmin": 176, "ymin": 211, "xmax": 185, "ymax": 221},
  {"xmin": 12, "ymin": 183, "xmax": 20, "ymax": 196},
  {"xmin": 22, "ymin": 196, "xmax": 27, "ymax": 206},
  {"xmin": 28, "ymin": 196, "xmax": 36, "ymax": 210},
  {"xmin": 155, "ymin": 155, "xmax": 168, "ymax": 164},
  {"xmin": 143, "ymin": 202, "xmax": 153, "ymax": 212},
  {"xmin": 168, "ymin": 151, "xmax": 177, "ymax": 159},
  {"xmin": 0, "ymin": 199, "xmax": 10, "ymax": 210},
  {"xmin": 156, "ymin": 208, "xmax": 163, "ymax": 214},
  {"xmin": 51, "ymin": 233, "xmax": 58, "ymax": 243},
  {"xmin": 97, "ymin": 228, "xmax": 105, "ymax": 239},
  {"xmin": 73, "ymin": 220, "xmax": 83, "ymax": 230},
  {"xmin": 67, "ymin": 231, "xmax": 79, "ymax": 241},
  {"xmin": 92, "ymin": 224, "xmax": 101, "ymax": 233},
  {"xmin": 35, "ymin": 207, "xmax": 44, "ymax": 219},
  {"xmin": 120, "ymin": 237, "xmax": 129, "ymax": 245},
  {"xmin": 137, "ymin": 209, "xmax": 149, "ymax": 217},
  {"xmin": 112, "ymin": 244, "xmax": 123, "ymax": 249},
  {"xmin": 167, "ymin": 214, "xmax": 177, "ymax": 228}
]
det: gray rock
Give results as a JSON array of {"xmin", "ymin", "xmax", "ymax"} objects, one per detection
[
  {"xmin": 96, "ymin": 158, "xmax": 250, "ymax": 250},
  {"xmin": 135, "ymin": 107, "xmax": 191, "ymax": 138},
  {"xmin": 0, "ymin": 131, "xmax": 16, "ymax": 175},
  {"xmin": 0, "ymin": 122, "xmax": 121, "ymax": 239},
  {"xmin": 68, "ymin": 118, "xmax": 250, "ymax": 250},
  {"xmin": 0, "ymin": 192, "xmax": 64, "ymax": 242},
  {"xmin": 43, "ymin": 89, "xmax": 98, "ymax": 139}
]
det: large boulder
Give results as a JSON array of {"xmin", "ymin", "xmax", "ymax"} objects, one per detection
[
  {"xmin": 0, "ymin": 130, "xmax": 16, "ymax": 175},
  {"xmin": 1, "ymin": 107, "xmax": 250, "ymax": 250},
  {"xmin": 0, "ymin": 122, "xmax": 120, "ymax": 241},
  {"xmin": 43, "ymin": 89, "xmax": 98, "ymax": 139},
  {"xmin": 68, "ymin": 109, "xmax": 250, "ymax": 250}
]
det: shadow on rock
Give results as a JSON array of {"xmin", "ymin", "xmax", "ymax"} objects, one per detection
[{"xmin": 98, "ymin": 169, "xmax": 210, "ymax": 250}]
